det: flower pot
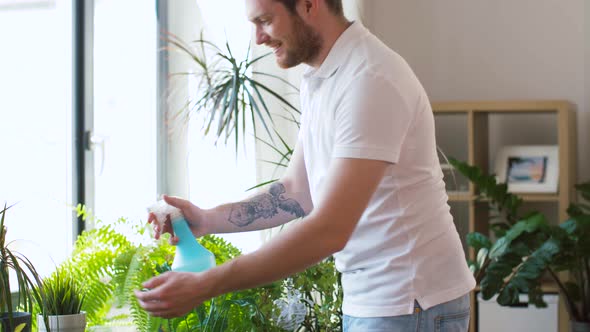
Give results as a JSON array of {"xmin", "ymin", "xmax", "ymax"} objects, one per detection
[
  {"xmin": 571, "ymin": 320, "xmax": 590, "ymax": 332},
  {"xmin": 37, "ymin": 312, "xmax": 86, "ymax": 332},
  {"xmin": 0, "ymin": 312, "xmax": 32, "ymax": 332}
]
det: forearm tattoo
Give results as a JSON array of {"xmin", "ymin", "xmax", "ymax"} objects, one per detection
[{"xmin": 228, "ymin": 182, "xmax": 305, "ymax": 227}]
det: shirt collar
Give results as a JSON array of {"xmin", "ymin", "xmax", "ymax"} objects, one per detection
[{"xmin": 303, "ymin": 21, "xmax": 366, "ymax": 80}]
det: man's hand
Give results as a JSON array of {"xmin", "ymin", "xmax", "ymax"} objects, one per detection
[
  {"xmin": 148, "ymin": 195, "xmax": 209, "ymax": 244},
  {"xmin": 134, "ymin": 271, "xmax": 213, "ymax": 318}
]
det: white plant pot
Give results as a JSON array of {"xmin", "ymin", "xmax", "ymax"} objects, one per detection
[{"xmin": 37, "ymin": 312, "xmax": 86, "ymax": 332}]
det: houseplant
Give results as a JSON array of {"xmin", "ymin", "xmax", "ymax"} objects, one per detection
[
  {"xmin": 449, "ymin": 158, "xmax": 590, "ymax": 331},
  {"xmin": 56, "ymin": 207, "xmax": 284, "ymax": 331},
  {"xmin": 36, "ymin": 267, "xmax": 86, "ymax": 332},
  {"xmin": 58, "ymin": 205, "xmax": 345, "ymax": 331},
  {"xmin": 0, "ymin": 204, "xmax": 45, "ymax": 332},
  {"xmin": 165, "ymin": 32, "xmax": 299, "ymax": 148}
]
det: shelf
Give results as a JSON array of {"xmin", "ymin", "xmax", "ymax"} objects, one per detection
[
  {"xmin": 432, "ymin": 100, "xmax": 573, "ymax": 113},
  {"xmin": 432, "ymin": 100, "xmax": 576, "ymax": 332},
  {"xmin": 447, "ymin": 194, "xmax": 560, "ymax": 203},
  {"xmin": 473, "ymin": 194, "xmax": 560, "ymax": 203},
  {"xmin": 519, "ymin": 194, "xmax": 560, "ymax": 202},
  {"xmin": 447, "ymin": 193, "xmax": 474, "ymax": 201},
  {"xmin": 473, "ymin": 281, "xmax": 559, "ymax": 294}
]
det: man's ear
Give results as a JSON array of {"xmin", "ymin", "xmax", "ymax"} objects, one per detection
[
  {"xmin": 304, "ymin": 0, "xmax": 312, "ymax": 13},
  {"xmin": 298, "ymin": 0, "xmax": 319, "ymax": 17}
]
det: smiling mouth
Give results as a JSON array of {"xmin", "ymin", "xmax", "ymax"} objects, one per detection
[{"xmin": 267, "ymin": 42, "xmax": 282, "ymax": 55}]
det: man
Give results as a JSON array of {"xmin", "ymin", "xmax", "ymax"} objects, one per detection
[{"xmin": 135, "ymin": 0, "xmax": 476, "ymax": 331}]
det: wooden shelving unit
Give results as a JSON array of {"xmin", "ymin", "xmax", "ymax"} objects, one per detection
[{"xmin": 432, "ymin": 100, "xmax": 577, "ymax": 332}]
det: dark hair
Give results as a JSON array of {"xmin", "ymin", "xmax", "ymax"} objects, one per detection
[{"xmin": 274, "ymin": 0, "xmax": 343, "ymax": 16}]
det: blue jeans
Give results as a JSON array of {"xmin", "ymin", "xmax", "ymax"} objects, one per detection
[{"xmin": 343, "ymin": 294, "xmax": 470, "ymax": 332}]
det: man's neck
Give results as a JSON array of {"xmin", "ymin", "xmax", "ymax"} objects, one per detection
[{"xmin": 308, "ymin": 18, "xmax": 353, "ymax": 68}]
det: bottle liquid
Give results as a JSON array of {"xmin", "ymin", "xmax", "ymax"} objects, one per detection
[
  {"xmin": 149, "ymin": 200, "xmax": 216, "ymax": 273},
  {"xmin": 168, "ymin": 209, "xmax": 216, "ymax": 272}
]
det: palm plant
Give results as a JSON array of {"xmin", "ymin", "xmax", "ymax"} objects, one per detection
[
  {"xmin": 0, "ymin": 204, "xmax": 45, "ymax": 332},
  {"xmin": 165, "ymin": 32, "xmax": 299, "ymax": 150}
]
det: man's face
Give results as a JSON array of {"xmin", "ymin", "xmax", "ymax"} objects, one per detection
[{"xmin": 246, "ymin": 0, "xmax": 322, "ymax": 68}]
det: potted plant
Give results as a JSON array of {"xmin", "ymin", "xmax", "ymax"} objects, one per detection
[
  {"xmin": 165, "ymin": 32, "xmax": 299, "ymax": 148},
  {"xmin": 52, "ymin": 207, "xmax": 283, "ymax": 331},
  {"xmin": 0, "ymin": 204, "xmax": 45, "ymax": 332},
  {"xmin": 450, "ymin": 158, "xmax": 590, "ymax": 332},
  {"xmin": 59, "ymin": 205, "xmax": 346, "ymax": 331},
  {"xmin": 36, "ymin": 267, "xmax": 86, "ymax": 332}
]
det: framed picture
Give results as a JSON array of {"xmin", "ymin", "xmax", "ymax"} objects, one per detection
[{"xmin": 494, "ymin": 145, "xmax": 559, "ymax": 193}]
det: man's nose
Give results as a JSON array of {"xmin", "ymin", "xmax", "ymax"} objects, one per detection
[{"xmin": 255, "ymin": 27, "xmax": 270, "ymax": 45}]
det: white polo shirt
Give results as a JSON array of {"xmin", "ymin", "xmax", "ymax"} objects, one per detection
[{"xmin": 298, "ymin": 21, "xmax": 476, "ymax": 317}]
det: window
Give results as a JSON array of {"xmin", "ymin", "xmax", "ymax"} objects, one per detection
[
  {"xmin": 0, "ymin": 0, "xmax": 73, "ymax": 279},
  {"xmin": 0, "ymin": 0, "xmax": 159, "ymax": 283}
]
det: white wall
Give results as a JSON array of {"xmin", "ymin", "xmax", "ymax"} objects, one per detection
[{"xmin": 363, "ymin": 0, "xmax": 588, "ymax": 182}]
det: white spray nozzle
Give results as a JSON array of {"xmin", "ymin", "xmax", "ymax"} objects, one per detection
[{"xmin": 148, "ymin": 200, "xmax": 184, "ymax": 228}]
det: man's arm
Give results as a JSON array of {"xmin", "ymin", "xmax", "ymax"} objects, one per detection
[
  {"xmin": 202, "ymin": 139, "xmax": 313, "ymax": 234},
  {"xmin": 212, "ymin": 157, "xmax": 388, "ymax": 288},
  {"xmin": 136, "ymin": 157, "xmax": 389, "ymax": 318}
]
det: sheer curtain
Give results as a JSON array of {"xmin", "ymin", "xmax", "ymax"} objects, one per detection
[{"xmin": 169, "ymin": 0, "xmax": 259, "ymax": 253}]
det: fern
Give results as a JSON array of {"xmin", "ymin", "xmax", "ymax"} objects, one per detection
[
  {"xmin": 51, "ymin": 214, "xmax": 136, "ymax": 327},
  {"xmin": 54, "ymin": 207, "xmax": 341, "ymax": 331}
]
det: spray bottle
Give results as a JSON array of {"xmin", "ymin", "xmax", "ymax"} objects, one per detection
[{"xmin": 149, "ymin": 200, "xmax": 216, "ymax": 272}]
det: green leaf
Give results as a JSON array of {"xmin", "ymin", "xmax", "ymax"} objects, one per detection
[
  {"xmin": 489, "ymin": 214, "xmax": 547, "ymax": 259},
  {"xmin": 564, "ymin": 281, "xmax": 581, "ymax": 302},
  {"xmin": 508, "ymin": 241, "xmax": 529, "ymax": 256},
  {"xmin": 480, "ymin": 253, "xmax": 522, "ymax": 299},
  {"xmin": 527, "ymin": 286, "xmax": 548, "ymax": 308},
  {"xmin": 497, "ymin": 283, "xmax": 519, "ymax": 306},
  {"xmin": 477, "ymin": 247, "xmax": 489, "ymax": 270},
  {"xmin": 467, "ymin": 232, "xmax": 492, "ymax": 252},
  {"xmin": 575, "ymin": 181, "xmax": 590, "ymax": 202},
  {"xmin": 495, "ymin": 238, "xmax": 561, "ymax": 306},
  {"xmin": 14, "ymin": 323, "xmax": 26, "ymax": 332},
  {"xmin": 489, "ymin": 237, "xmax": 511, "ymax": 259}
]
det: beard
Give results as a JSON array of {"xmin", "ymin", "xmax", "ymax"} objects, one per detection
[{"xmin": 276, "ymin": 14, "xmax": 322, "ymax": 68}]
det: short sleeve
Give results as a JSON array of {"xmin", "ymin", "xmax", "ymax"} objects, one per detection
[{"xmin": 332, "ymin": 73, "xmax": 414, "ymax": 163}]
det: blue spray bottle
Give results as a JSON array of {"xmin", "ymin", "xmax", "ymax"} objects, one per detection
[
  {"xmin": 168, "ymin": 209, "xmax": 216, "ymax": 272},
  {"xmin": 150, "ymin": 201, "xmax": 216, "ymax": 273}
]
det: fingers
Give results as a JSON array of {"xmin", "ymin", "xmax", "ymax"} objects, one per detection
[
  {"xmin": 149, "ymin": 213, "xmax": 177, "ymax": 241},
  {"xmin": 134, "ymin": 273, "xmax": 179, "ymax": 318},
  {"xmin": 163, "ymin": 194, "xmax": 190, "ymax": 209},
  {"xmin": 141, "ymin": 272, "xmax": 168, "ymax": 290},
  {"xmin": 148, "ymin": 195, "xmax": 191, "ymax": 242},
  {"xmin": 134, "ymin": 289, "xmax": 174, "ymax": 317},
  {"xmin": 152, "ymin": 220, "xmax": 164, "ymax": 240}
]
